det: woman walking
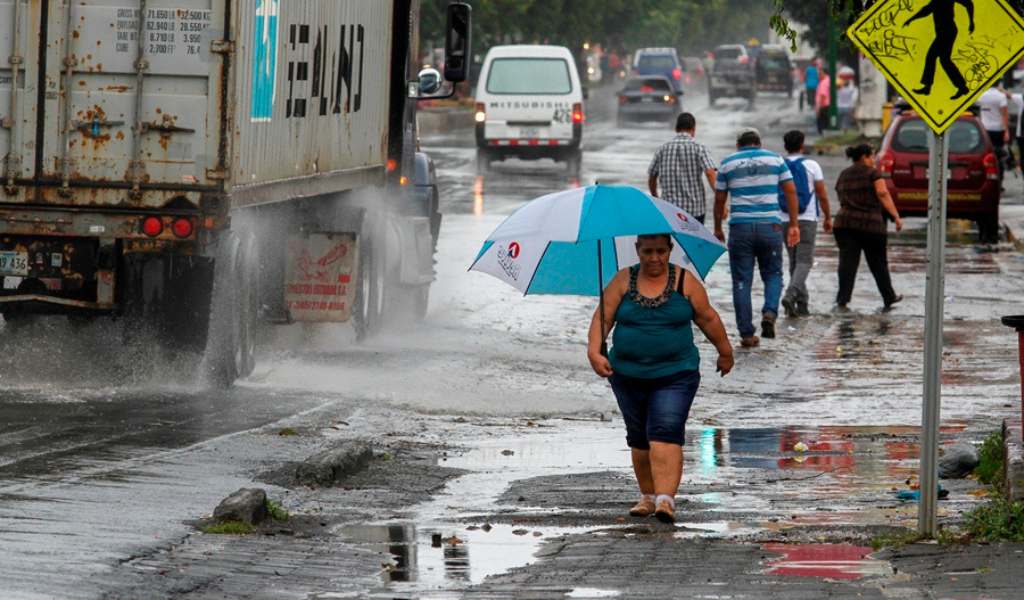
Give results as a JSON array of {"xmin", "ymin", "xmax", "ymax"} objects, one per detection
[
  {"xmin": 587, "ymin": 234, "xmax": 733, "ymax": 523},
  {"xmin": 833, "ymin": 144, "xmax": 904, "ymax": 311}
]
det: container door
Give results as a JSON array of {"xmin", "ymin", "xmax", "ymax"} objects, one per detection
[
  {"xmin": 0, "ymin": 0, "xmax": 41, "ymax": 203},
  {"xmin": 40, "ymin": 0, "xmax": 224, "ymax": 206}
]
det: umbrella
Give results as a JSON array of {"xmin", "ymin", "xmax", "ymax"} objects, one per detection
[{"xmin": 469, "ymin": 184, "xmax": 727, "ymax": 351}]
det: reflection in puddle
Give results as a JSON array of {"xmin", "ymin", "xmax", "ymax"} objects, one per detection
[
  {"xmin": 763, "ymin": 543, "xmax": 892, "ymax": 580},
  {"xmin": 339, "ymin": 522, "xmax": 586, "ymax": 589},
  {"xmin": 566, "ymin": 588, "xmax": 621, "ymax": 598}
]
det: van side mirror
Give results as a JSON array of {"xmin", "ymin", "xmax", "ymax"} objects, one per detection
[{"xmin": 444, "ymin": 3, "xmax": 472, "ymax": 83}]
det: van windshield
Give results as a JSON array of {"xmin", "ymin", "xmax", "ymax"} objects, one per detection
[
  {"xmin": 486, "ymin": 58, "xmax": 573, "ymax": 95},
  {"xmin": 637, "ymin": 55, "xmax": 677, "ymax": 71}
]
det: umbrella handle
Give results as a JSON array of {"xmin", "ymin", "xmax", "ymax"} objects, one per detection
[{"xmin": 599, "ymin": 240, "xmax": 608, "ymax": 357}]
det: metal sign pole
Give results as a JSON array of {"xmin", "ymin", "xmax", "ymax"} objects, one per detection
[{"xmin": 918, "ymin": 129, "xmax": 948, "ymax": 537}]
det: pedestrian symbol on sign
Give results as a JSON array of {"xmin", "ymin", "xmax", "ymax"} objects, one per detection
[{"xmin": 905, "ymin": 0, "xmax": 975, "ymax": 99}]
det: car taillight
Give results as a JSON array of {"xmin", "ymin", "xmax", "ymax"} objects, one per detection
[
  {"xmin": 171, "ymin": 217, "xmax": 194, "ymax": 239},
  {"xmin": 877, "ymin": 151, "xmax": 895, "ymax": 178},
  {"xmin": 474, "ymin": 102, "xmax": 486, "ymax": 123},
  {"xmin": 663, "ymin": 95, "xmax": 675, "ymax": 104},
  {"xmin": 983, "ymin": 152, "xmax": 999, "ymax": 179},
  {"xmin": 672, "ymin": 67, "xmax": 682, "ymax": 80},
  {"xmin": 142, "ymin": 216, "xmax": 163, "ymax": 237},
  {"xmin": 572, "ymin": 103, "xmax": 584, "ymax": 124},
  {"xmin": 385, "ymin": 158, "xmax": 398, "ymax": 172}
]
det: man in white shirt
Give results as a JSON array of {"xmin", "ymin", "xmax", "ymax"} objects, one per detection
[
  {"xmin": 836, "ymin": 79, "xmax": 859, "ymax": 131},
  {"xmin": 780, "ymin": 130, "xmax": 833, "ymax": 318},
  {"xmin": 979, "ymin": 86, "xmax": 1009, "ymax": 180}
]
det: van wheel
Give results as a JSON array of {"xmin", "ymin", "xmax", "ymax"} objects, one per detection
[
  {"xmin": 476, "ymin": 149, "xmax": 491, "ymax": 174},
  {"xmin": 566, "ymin": 150, "xmax": 582, "ymax": 177}
]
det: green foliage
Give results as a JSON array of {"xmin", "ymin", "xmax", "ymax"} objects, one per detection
[
  {"xmin": 265, "ymin": 499, "xmax": 290, "ymax": 522},
  {"xmin": 975, "ymin": 430, "xmax": 1005, "ymax": 486},
  {"xmin": 871, "ymin": 528, "xmax": 922, "ymax": 550},
  {"xmin": 420, "ymin": 0, "xmax": 775, "ymax": 59},
  {"xmin": 278, "ymin": 427, "xmax": 298, "ymax": 437},
  {"xmin": 964, "ymin": 496, "xmax": 1024, "ymax": 542},
  {"xmin": 201, "ymin": 521, "xmax": 254, "ymax": 535}
]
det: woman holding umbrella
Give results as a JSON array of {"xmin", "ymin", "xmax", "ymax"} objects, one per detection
[{"xmin": 587, "ymin": 234, "xmax": 734, "ymax": 523}]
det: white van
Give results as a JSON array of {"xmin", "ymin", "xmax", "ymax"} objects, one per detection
[{"xmin": 474, "ymin": 45, "xmax": 585, "ymax": 175}]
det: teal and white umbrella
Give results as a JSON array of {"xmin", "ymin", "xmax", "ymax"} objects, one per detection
[{"xmin": 470, "ymin": 184, "xmax": 726, "ymax": 297}]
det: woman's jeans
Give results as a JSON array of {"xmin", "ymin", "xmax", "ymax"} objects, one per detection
[
  {"xmin": 728, "ymin": 222, "xmax": 784, "ymax": 338},
  {"xmin": 833, "ymin": 227, "xmax": 898, "ymax": 306}
]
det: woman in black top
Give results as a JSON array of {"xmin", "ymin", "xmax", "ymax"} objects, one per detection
[{"xmin": 832, "ymin": 144, "xmax": 904, "ymax": 311}]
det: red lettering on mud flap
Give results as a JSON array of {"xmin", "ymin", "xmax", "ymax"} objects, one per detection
[{"xmin": 284, "ymin": 233, "xmax": 357, "ymax": 322}]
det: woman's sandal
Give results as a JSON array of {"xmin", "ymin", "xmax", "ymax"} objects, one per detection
[
  {"xmin": 628, "ymin": 497, "xmax": 656, "ymax": 517},
  {"xmin": 654, "ymin": 499, "xmax": 675, "ymax": 523}
]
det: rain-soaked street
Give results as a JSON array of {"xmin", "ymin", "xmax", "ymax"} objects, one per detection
[{"xmin": 2, "ymin": 85, "xmax": 1023, "ymax": 599}]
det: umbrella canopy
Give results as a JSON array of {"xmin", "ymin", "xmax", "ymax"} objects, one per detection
[{"xmin": 469, "ymin": 184, "xmax": 726, "ymax": 296}]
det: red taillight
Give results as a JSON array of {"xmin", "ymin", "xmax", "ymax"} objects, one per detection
[
  {"xmin": 672, "ymin": 67, "xmax": 682, "ymax": 81},
  {"xmin": 983, "ymin": 152, "xmax": 999, "ymax": 179},
  {"xmin": 738, "ymin": 55, "xmax": 749, "ymax": 65},
  {"xmin": 572, "ymin": 103, "xmax": 584, "ymax": 124},
  {"xmin": 171, "ymin": 217, "xmax": 194, "ymax": 239},
  {"xmin": 877, "ymin": 151, "xmax": 895, "ymax": 178},
  {"xmin": 474, "ymin": 102, "xmax": 486, "ymax": 124},
  {"xmin": 386, "ymin": 158, "xmax": 398, "ymax": 172},
  {"xmin": 142, "ymin": 216, "xmax": 163, "ymax": 237},
  {"xmin": 618, "ymin": 95, "xmax": 627, "ymax": 106}
]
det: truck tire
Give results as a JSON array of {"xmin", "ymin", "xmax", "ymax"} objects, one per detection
[
  {"xmin": 206, "ymin": 231, "xmax": 257, "ymax": 387},
  {"xmin": 353, "ymin": 216, "xmax": 385, "ymax": 341}
]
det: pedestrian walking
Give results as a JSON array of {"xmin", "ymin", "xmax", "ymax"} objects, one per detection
[
  {"xmin": 816, "ymin": 70, "xmax": 832, "ymax": 134},
  {"xmin": 836, "ymin": 78, "xmax": 859, "ymax": 132},
  {"xmin": 713, "ymin": 128, "xmax": 801, "ymax": 348},
  {"xmin": 802, "ymin": 61, "xmax": 819, "ymax": 112},
  {"xmin": 833, "ymin": 144, "xmax": 904, "ymax": 311},
  {"xmin": 648, "ymin": 113, "xmax": 718, "ymax": 224},
  {"xmin": 979, "ymin": 86, "xmax": 1010, "ymax": 181},
  {"xmin": 779, "ymin": 130, "xmax": 833, "ymax": 318},
  {"xmin": 587, "ymin": 234, "xmax": 733, "ymax": 523}
]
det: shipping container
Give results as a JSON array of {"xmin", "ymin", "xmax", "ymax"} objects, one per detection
[{"xmin": 0, "ymin": 0, "xmax": 461, "ymax": 385}]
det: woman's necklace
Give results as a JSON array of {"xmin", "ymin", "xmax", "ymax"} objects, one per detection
[{"xmin": 630, "ymin": 266, "xmax": 675, "ymax": 308}]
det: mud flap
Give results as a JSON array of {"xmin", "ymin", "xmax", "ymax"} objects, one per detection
[
  {"xmin": 284, "ymin": 233, "xmax": 359, "ymax": 322},
  {"xmin": 394, "ymin": 216, "xmax": 435, "ymax": 287}
]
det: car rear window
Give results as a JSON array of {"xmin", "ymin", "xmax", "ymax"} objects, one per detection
[
  {"xmin": 715, "ymin": 47, "xmax": 743, "ymax": 60},
  {"xmin": 486, "ymin": 58, "xmax": 572, "ymax": 95},
  {"xmin": 638, "ymin": 55, "xmax": 678, "ymax": 71},
  {"xmin": 759, "ymin": 54, "xmax": 789, "ymax": 69},
  {"xmin": 624, "ymin": 78, "xmax": 672, "ymax": 92},
  {"xmin": 894, "ymin": 119, "xmax": 984, "ymax": 153}
]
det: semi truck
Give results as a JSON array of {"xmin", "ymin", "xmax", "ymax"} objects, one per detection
[{"xmin": 0, "ymin": 0, "xmax": 469, "ymax": 384}]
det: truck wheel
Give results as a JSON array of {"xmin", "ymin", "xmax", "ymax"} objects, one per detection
[
  {"xmin": 206, "ymin": 232, "xmax": 256, "ymax": 387},
  {"xmin": 476, "ymin": 149, "xmax": 491, "ymax": 174},
  {"xmin": 353, "ymin": 217, "xmax": 385, "ymax": 341}
]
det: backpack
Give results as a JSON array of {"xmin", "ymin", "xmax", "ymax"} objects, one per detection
[{"xmin": 778, "ymin": 157, "xmax": 814, "ymax": 215}]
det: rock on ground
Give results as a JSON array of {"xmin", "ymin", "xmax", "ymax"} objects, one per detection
[
  {"xmin": 294, "ymin": 441, "xmax": 374, "ymax": 487},
  {"xmin": 938, "ymin": 443, "xmax": 979, "ymax": 479},
  {"xmin": 213, "ymin": 488, "xmax": 268, "ymax": 525}
]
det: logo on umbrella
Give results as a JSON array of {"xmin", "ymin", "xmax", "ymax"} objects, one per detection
[
  {"xmin": 508, "ymin": 241, "xmax": 521, "ymax": 259},
  {"xmin": 676, "ymin": 212, "xmax": 688, "ymax": 223}
]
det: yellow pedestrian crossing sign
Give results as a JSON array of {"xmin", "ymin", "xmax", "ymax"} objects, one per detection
[{"xmin": 848, "ymin": 0, "xmax": 1024, "ymax": 134}]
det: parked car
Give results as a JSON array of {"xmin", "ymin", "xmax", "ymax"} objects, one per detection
[
  {"xmin": 617, "ymin": 76, "xmax": 681, "ymax": 126},
  {"xmin": 474, "ymin": 45, "xmax": 586, "ymax": 176},
  {"xmin": 708, "ymin": 44, "xmax": 756, "ymax": 106},
  {"xmin": 755, "ymin": 44, "xmax": 794, "ymax": 97},
  {"xmin": 877, "ymin": 108, "xmax": 1001, "ymax": 242},
  {"xmin": 632, "ymin": 47, "xmax": 685, "ymax": 94}
]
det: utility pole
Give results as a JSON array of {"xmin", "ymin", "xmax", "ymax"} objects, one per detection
[{"xmin": 828, "ymin": 15, "xmax": 839, "ymax": 129}]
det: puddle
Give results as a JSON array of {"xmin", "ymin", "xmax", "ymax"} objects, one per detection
[
  {"xmin": 339, "ymin": 522, "xmax": 588, "ymax": 589},
  {"xmin": 565, "ymin": 589, "xmax": 621, "ymax": 598},
  {"xmin": 763, "ymin": 543, "xmax": 893, "ymax": 580}
]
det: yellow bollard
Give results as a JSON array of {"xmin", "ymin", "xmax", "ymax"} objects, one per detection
[{"xmin": 881, "ymin": 102, "xmax": 893, "ymax": 134}]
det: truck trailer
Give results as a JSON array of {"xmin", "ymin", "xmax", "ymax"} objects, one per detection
[{"xmin": 0, "ymin": 0, "xmax": 467, "ymax": 384}]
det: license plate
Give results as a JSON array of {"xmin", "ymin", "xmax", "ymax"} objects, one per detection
[
  {"xmin": 519, "ymin": 127, "xmax": 539, "ymax": 138},
  {"xmin": 641, "ymin": 97, "xmax": 654, "ymax": 103},
  {"xmin": 0, "ymin": 252, "xmax": 28, "ymax": 276}
]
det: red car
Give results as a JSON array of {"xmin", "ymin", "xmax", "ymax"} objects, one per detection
[{"xmin": 877, "ymin": 109, "xmax": 1001, "ymax": 242}]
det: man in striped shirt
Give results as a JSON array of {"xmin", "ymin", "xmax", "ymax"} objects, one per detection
[{"xmin": 713, "ymin": 128, "xmax": 800, "ymax": 348}]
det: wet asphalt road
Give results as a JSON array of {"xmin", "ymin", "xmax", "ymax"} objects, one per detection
[{"xmin": 2, "ymin": 83, "xmax": 1023, "ymax": 599}]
